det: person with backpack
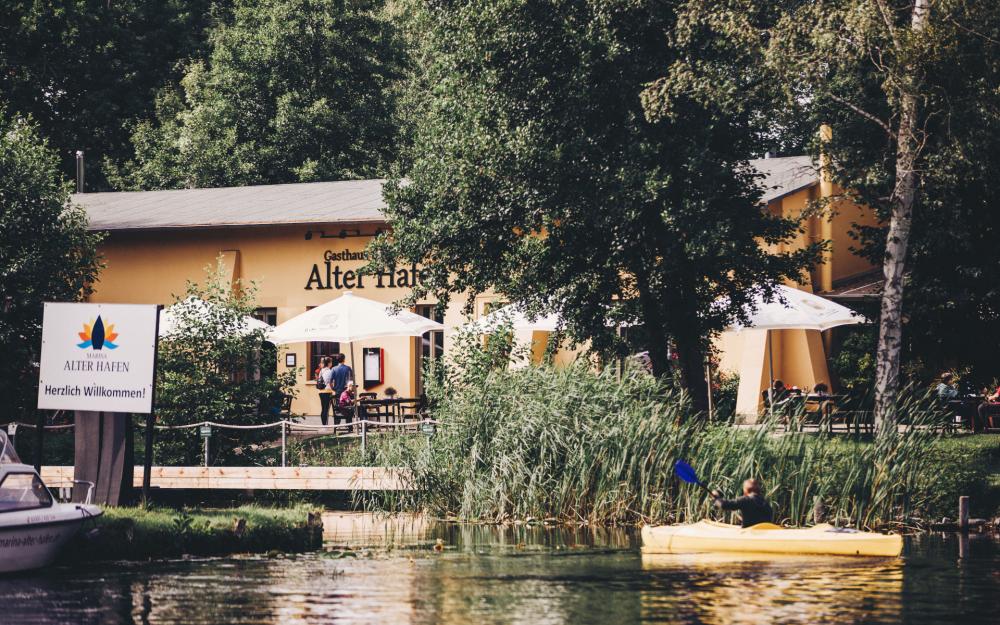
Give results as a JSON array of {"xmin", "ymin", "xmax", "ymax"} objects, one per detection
[{"xmin": 316, "ymin": 356, "xmax": 335, "ymax": 425}]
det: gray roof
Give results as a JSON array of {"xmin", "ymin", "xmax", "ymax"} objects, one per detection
[
  {"xmin": 75, "ymin": 179, "xmax": 387, "ymax": 231},
  {"xmin": 749, "ymin": 155, "xmax": 818, "ymax": 203},
  {"xmin": 77, "ymin": 157, "xmax": 818, "ymax": 232}
]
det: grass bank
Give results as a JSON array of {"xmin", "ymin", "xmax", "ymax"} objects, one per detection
[
  {"xmin": 63, "ymin": 505, "xmax": 323, "ymax": 562},
  {"xmin": 355, "ymin": 351, "xmax": 1000, "ymax": 530}
]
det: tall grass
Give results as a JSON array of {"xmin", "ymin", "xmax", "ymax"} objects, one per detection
[{"xmin": 361, "ymin": 332, "xmax": 964, "ymax": 529}]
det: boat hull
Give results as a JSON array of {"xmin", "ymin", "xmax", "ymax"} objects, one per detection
[
  {"xmin": 641, "ymin": 520, "xmax": 903, "ymax": 558},
  {"xmin": 0, "ymin": 505, "xmax": 102, "ymax": 573}
]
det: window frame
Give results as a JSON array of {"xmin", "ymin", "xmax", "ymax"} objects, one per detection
[
  {"xmin": 307, "ymin": 341, "xmax": 340, "ymax": 381},
  {"xmin": 253, "ymin": 307, "xmax": 278, "ymax": 327},
  {"xmin": 0, "ymin": 471, "xmax": 54, "ymax": 514},
  {"xmin": 414, "ymin": 304, "xmax": 445, "ymax": 396}
]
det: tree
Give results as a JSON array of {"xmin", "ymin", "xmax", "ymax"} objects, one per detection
[
  {"xmin": 770, "ymin": 0, "xmax": 1000, "ymax": 427},
  {"xmin": 153, "ymin": 262, "xmax": 297, "ymax": 466},
  {"xmin": 0, "ymin": 0, "xmax": 223, "ymax": 190},
  {"xmin": 0, "ymin": 110, "xmax": 103, "ymax": 418},
  {"xmin": 370, "ymin": 0, "xmax": 819, "ymax": 411},
  {"xmin": 108, "ymin": 0, "xmax": 407, "ymax": 189}
]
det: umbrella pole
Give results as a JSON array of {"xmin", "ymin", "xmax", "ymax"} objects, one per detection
[{"xmin": 767, "ymin": 330, "xmax": 775, "ymax": 417}]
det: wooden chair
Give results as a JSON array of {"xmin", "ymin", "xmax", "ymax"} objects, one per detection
[{"xmin": 803, "ymin": 396, "xmax": 837, "ymax": 432}]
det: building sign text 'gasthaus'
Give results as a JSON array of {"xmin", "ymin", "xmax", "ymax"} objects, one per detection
[
  {"xmin": 37, "ymin": 303, "xmax": 160, "ymax": 414},
  {"xmin": 304, "ymin": 249, "xmax": 427, "ymax": 290}
]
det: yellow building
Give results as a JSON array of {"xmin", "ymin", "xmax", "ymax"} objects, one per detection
[
  {"xmin": 75, "ymin": 156, "xmax": 878, "ymax": 418},
  {"xmin": 76, "ymin": 180, "xmax": 473, "ymax": 415},
  {"xmin": 714, "ymin": 156, "xmax": 879, "ymax": 417}
]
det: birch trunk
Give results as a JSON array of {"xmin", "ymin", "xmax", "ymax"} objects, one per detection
[{"xmin": 873, "ymin": 0, "xmax": 930, "ymax": 432}]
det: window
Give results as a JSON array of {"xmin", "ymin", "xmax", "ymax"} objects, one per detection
[
  {"xmin": 253, "ymin": 307, "xmax": 278, "ymax": 326},
  {"xmin": 0, "ymin": 472, "xmax": 53, "ymax": 513},
  {"xmin": 308, "ymin": 342, "xmax": 340, "ymax": 380},
  {"xmin": 303, "ymin": 306, "xmax": 340, "ymax": 380},
  {"xmin": 415, "ymin": 304, "xmax": 445, "ymax": 395}
]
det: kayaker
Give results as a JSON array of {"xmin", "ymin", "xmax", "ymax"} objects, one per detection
[{"xmin": 711, "ymin": 479, "xmax": 772, "ymax": 528}]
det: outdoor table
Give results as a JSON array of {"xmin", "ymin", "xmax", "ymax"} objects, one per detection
[
  {"xmin": 782, "ymin": 394, "xmax": 845, "ymax": 431},
  {"xmin": 947, "ymin": 396, "xmax": 982, "ymax": 431},
  {"xmin": 359, "ymin": 399, "xmax": 397, "ymax": 425}
]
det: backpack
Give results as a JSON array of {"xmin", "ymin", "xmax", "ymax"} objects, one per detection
[{"xmin": 316, "ymin": 370, "xmax": 327, "ymax": 390}]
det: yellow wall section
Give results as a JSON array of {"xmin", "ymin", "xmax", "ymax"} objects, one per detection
[
  {"xmin": 90, "ymin": 177, "xmax": 876, "ymax": 419},
  {"xmin": 716, "ymin": 177, "xmax": 878, "ymax": 418},
  {"xmin": 90, "ymin": 225, "xmax": 456, "ymax": 415}
]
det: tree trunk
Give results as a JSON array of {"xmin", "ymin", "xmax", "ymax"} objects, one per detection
[
  {"xmin": 673, "ymin": 329, "xmax": 709, "ymax": 415},
  {"xmin": 873, "ymin": 0, "xmax": 929, "ymax": 432},
  {"xmin": 635, "ymin": 269, "xmax": 672, "ymax": 381}
]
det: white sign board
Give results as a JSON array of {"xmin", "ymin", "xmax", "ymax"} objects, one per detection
[{"xmin": 37, "ymin": 303, "xmax": 160, "ymax": 413}]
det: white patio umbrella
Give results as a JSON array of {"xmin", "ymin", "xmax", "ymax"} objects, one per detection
[
  {"xmin": 267, "ymin": 291, "xmax": 445, "ymax": 374},
  {"xmin": 158, "ymin": 297, "xmax": 272, "ymax": 338},
  {"xmin": 462, "ymin": 303, "xmax": 563, "ymax": 334},
  {"xmin": 724, "ymin": 285, "xmax": 868, "ymax": 412}
]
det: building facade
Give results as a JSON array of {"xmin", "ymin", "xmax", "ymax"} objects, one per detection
[
  {"xmin": 714, "ymin": 156, "xmax": 879, "ymax": 416},
  {"xmin": 76, "ymin": 156, "xmax": 878, "ymax": 418}
]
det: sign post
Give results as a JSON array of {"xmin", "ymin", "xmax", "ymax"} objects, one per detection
[
  {"xmin": 142, "ymin": 307, "xmax": 162, "ymax": 503},
  {"xmin": 199, "ymin": 425, "xmax": 212, "ymax": 467},
  {"xmin": 37, "ymin": 302, "xmax": 160, "ymax": 503}
]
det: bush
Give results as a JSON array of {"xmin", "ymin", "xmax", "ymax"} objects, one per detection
[
  {"xmin": 0, "ymin": 110, "xmax": 102, "ymax": 420},
  {"xmin": 712, "ymin": 370, "xmax": 739, "ymax": 421},
  {"xmin": 360, "ymin": 330, "xmax": 983, "ymax": 529},
  {"xmin": 152, "ymin": 261, "xmax": 297, "ymax": 466},
  {"xmin": 64, "ymin": 505, "xmax": 322, "ymax": 561}
]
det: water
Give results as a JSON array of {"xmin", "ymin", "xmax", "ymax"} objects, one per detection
[{"xmin": 3, "ymin": 514, "xmax": 998, "ymax": 625}]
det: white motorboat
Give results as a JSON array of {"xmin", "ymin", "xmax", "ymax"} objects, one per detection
[{"xmin": 0, "ymin": 431, "xmax": 102, "ymax": 574}]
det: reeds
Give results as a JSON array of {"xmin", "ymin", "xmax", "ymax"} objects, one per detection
[{"xmin": 363, "ymin": 346, "xmax": 971, "ymax": 529}]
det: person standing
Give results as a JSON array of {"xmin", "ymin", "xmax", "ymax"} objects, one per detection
[
  {"xmin": 317, "ymin": 357, "xmax": 335, "ymax": 426},
  {"xmin": 330, "ymin": 353, "xmax": 354, "ymax": 400}
]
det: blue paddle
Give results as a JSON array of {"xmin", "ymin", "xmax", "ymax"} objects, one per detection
[{"xmin": 674, "ymin": 460, "xmax": 713, "ymax": 494}]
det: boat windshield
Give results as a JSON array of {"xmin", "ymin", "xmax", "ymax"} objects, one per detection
[
  {"xmin": 0, "ymin": 472, "xmax": 53, "ymax": 512},
  {"xmin": 0, "ymin": 431, "xmax": 21, "ymax": 465}
]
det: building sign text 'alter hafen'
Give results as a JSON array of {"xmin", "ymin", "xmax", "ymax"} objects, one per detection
[{"xmin": 305, "ymin": 249, "xmax": 426, "ymax": 291}]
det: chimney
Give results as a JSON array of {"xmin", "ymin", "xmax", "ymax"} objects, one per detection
[{"xmin": 75, "ymin": 150, "xmax": 85, "ymax": 193}]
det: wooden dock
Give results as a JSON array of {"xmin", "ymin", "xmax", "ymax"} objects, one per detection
[{"xmin": 40, "ymin": 466, "xmax": 409, "ymax": 491}]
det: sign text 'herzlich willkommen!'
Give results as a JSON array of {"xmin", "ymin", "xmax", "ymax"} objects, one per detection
[{"xmin": 37, "ymin": 303, "xmax": 159, "ymax": 414}]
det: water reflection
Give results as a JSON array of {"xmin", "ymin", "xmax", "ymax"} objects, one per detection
[
  {"xmin": 2, "ymin": 515, "xmax": 998, "ymax": 625},
  {"xmin": 641, "ymin": 553, "xmax": 903, "ymax": 624}
]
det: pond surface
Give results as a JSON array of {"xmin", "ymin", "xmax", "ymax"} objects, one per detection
[{"xmin": 3, "ymin": 513, "xmax": 998, "ymax": 625}]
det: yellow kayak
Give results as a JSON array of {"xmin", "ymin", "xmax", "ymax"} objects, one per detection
[{"xmin": 641, "ymin": 520, "xmax": 903, "ymax": 557}]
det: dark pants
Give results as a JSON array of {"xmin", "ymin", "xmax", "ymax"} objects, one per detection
[
  {"xmin": 336, "ymin": 404, "xmax": 354, "ymax": 426},
  {"xmin": 319, "ymin": 393, "xmax": 333, "ymax": 426},
  {"xmin": 977, "ymin": 403, "xmax": 1000, "ymax": 431}
]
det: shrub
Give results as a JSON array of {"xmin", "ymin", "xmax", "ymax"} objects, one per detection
[
  {"xmin": 152, "ymin": 261, "xmax": 297, "ymax": 466},
  {"xmin": 360, "ymin": 331, "xmax": 978, "ymax": 529}
]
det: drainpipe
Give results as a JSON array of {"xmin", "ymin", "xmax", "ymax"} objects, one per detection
[{"xmin": 75, "ymin": 151, "xmax": 85, "ymax": 193}]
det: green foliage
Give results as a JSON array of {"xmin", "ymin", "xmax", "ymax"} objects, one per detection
[
  {"xmin": 0, "ymin": 0, "xmax": 223, "ymax": 190},
  {"xmin": 153, "ymin": 260, "xmax": 297, "ymax": 466},
  {"xmin": 361, "ymin": 334, "xmax": 979, "ymax": 527},
  {"xmin": 0, "ymin": 110, "xmax": 103, "ymax": 418},
  {"xmin": 712, "ymin": 370, "xmax": 740, "ymax": 421},
  {"xmin": 65, "ymin": 505, "xmax": 323, "ymax": 561},
  {"xmin": 370, "ymin": 0, "xmax": 820, "ymax": 408},
  {"xmin": 769, "ymin": 0, "xmax": 1000, "ymax": 382},
  {"xmin": 107, "ymin": 0, "xmax": 407, "ymax": 189},
  {"xmin": 831, "ymin": 326, "xmax": 878, "ymax": 397}
]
